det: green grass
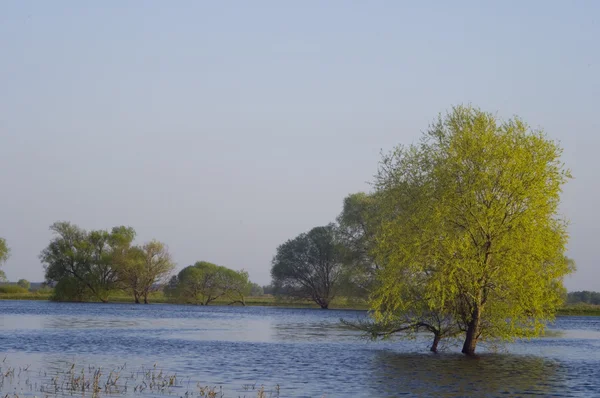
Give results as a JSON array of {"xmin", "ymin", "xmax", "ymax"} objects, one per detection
[
  {"xmin": 0, "ymin": 289, "xmax": 368, "ymax": 309},
  {"xmin": 556, "ymin": 304, "xmax": 600, "ymax": 316},
  {"xmin": 0, "ymin": 291, "xmax": 52, "ymax": 300},
  {"xmin": 0, "ymin": 284, "xmax": 30, "ymax": 294}
]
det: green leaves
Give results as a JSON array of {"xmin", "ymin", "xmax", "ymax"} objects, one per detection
[
  {"xmin": 271, "ymin": 224, "xmax": 344, "ymax": 309},
  {"xmin": 0, "ymin": 237, "xmax": 9, "ymax": 266},
  {"xmin": 40, "ymin": 221, "xmax": 137, "ymax": 302},
  {"xmin": 169, "ymin": 261, "xmax": 250, "ymax": 305},
  {"xmin": 0, "ymin": 237, "xmax": 9, "ymax": 282},
  {"xmin": 117, "ymin": 239, "xmax": 175, "ymax": 303},
  {"xmin": 371, "ymin": 105, "xmax": 572, "ymax": 354}
]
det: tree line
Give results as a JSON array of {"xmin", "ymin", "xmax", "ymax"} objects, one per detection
[
  {"xmin": 37, "ymin": 221, "xmax": 258, "ymax": 305},
  {"xmin": 0, "ymin": 104, "xmax": 580, "ymax": 356},
  {"xmin": 567, "ymin": 291, "xmax": 600, "ymax": 305},
  {"xmin": 269, "ymin": 105, "xmax": 574, "ymax": 356}
]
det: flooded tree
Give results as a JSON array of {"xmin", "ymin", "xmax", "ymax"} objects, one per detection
[
  {"xmin": 40, "ymin": 222, "xmax": 136, "ymax": 302},
  {"xmin": 271, "ymin": 224, "xmax": 344, "ymax": 309},
  {"xmin": 166, "ymin": 261, "xmax": 250, "ymax": 305},
  {"xmin": 372, "ymin": 105, "xmax": 573, "ymax": 356},
  {"xmin": 117, "ymin": 240, "xmax": 175, "ymax": 304}
]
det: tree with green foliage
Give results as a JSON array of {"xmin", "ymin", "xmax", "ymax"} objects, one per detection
[
  {"xmin": 567, "ymin": 290, "xmax": 600, "ymax": 305},
  {"xmin": 336, "ymin": 192, "xmax": 382, "ymax": 297},
  {"xmin": 17, "ymin": 279, "xmax": 30, "ymax": 290},
  {"xmin": 166, "ymin": 261, "xmax": 250, "ymax": 305},
  {"xmin": 271, "ymin": 224, "xmax": 344, "ymax": 309},
  {"xmin": 40, "ymin": 222, "xmax": 136, "ymax": 302},
  {"xmin": 249, "ymin": 283, "xmax": 264, "ymax": 296},
  {"xmin": 117, "ymin": 240, "xmax": 175, "ymax": 304},
  {"xmin": 220, "ymin": 268, "xmax": 251, "ymax": 305},
  {"xmin": 0, "ymin": 237, "xmax": 10, "ymax": 282},
  {"xmin": 371, "ymin": 105, "xmax": 573, "ymax": 356}
]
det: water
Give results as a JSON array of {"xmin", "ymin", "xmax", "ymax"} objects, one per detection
[{"xmin": 1, "ymin": 301, "xmax": 599, "ymax": 397}]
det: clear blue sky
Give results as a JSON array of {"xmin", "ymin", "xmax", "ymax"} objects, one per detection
[{"xmin": 0, "ymin": 1, "xmax": 598, "ymax": 290}]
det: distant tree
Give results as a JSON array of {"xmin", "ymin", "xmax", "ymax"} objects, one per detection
[
  {"xmin": 336, "ymin": 192, "xmax": 382, "ymax": 297},
  {"xmin": 40, "ymin": 222, "xmax": 136, "ymax": 302},
  {"xmin": 166, "ymin": 261, "xmax": 250, "ymax": 305},
  {"xmin": 221, "ymin": 268, "xmax": 251, "ymax": 305},
  {"xmin": 173, "ymin": 261, "xmax": 222, "ymax": 305},
  {"xmin": 567, "ymin": 290, "xmax": 600, "ymax": 305},
  {"xmin": 117, "ymin": 240, "xmax": 175, "ymax": 304},
  {"xmin": 17, "ymin": 279, "xmax": 30, "ymax": 290},
  {"xmin": 271, "ymin": 224, "xmax": 344, "ymax": 309},
  {"xmin": 249, "ymin": 283, "xmax": 264, "ymax": 296},
  {"xmin": 0, "ymin": 237, "xmax": 10, "ymax": 282},
  {"xmin": 262, "ymin": 284, "xmax": 275, "ymax": 295}
]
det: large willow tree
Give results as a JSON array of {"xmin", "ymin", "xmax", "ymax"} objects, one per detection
[{"xmin": 372, "ymin": 105, "xmax": 573, "ymax": 356}]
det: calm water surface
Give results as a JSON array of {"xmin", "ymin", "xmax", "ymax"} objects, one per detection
[{"xmin": 1, "ymin": 301, "xmax": 599, "ymax": 397}]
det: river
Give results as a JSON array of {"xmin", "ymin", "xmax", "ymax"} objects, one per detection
[{"xmin": 1, "ymin": 301, "xmax": 599, "ymax": 397}]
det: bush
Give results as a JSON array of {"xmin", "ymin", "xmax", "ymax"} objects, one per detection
[
  {"xmin": 17, "ymin": 279, "xmax": 30, "ymax": 290},
  {"xmin": 52, "ymin": 277, "xmax": 93, "ymax": 302},
  {"xmin": 35, "ymin": 286, "xmax": 54, "ymax": 295},
  {"xmin": 0, "ymin": 284, "xmax": 29, "ymax": 294}
]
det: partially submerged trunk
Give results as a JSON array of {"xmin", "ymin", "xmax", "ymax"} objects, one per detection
[
  {"xmin": 314, "ymin": 296, "xmax": 329, "ymax": 309},
  {"xmin": 462, "ymin": 306, "xmax": 481, "ymax": 356},
  {"xmin": 430, "ymin": 333, "xmax": 441, "ymax": 353}
]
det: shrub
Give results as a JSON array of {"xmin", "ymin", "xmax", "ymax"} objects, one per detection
[
  {"xmin": 17, "ymin": 279, "xmax": 30, "ymax": 290},
  {"xmin": 0, "ymin": 284, "xmax": 29, "ymax": 294},
  {"xmin": 51, "ymin": 277, "xmax": 93, "ymax": 302}
]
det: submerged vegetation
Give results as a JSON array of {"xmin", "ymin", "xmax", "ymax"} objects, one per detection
[{"xmin": 0, "ymin": 359, "xmax": 283, "ymax": 398}]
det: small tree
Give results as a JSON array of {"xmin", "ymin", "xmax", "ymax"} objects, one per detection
[
  {"xmin": 179, "ymin": 261, "xmax": 224, "ymax": 305},
  {"xmin": 271, "ymin": 224, "xmax": 344, "ymax": 309},
  {"xmin": 221, "ymin": 269, "xmax": 251, "ymax": 305},
  {"xmin": 118, "ymin": 240, "xmax": 175, "ymax": 304},
  {"xmin": 0, "ymin": 238, "xmax": 10, "ymax": 282},
  {"xmin": 17, "ymin": 279, "xmax": 30, "ymax": 290},
  {"xmin": 249, "ymin": 283, "xmax": 264, "ymax": 296},
  {"xmin": 166, "ymin": 261, "xmax": 252, "ymax": 305}
]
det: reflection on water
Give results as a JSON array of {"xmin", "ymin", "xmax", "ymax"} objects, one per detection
[
  {"xmin": 0, "ymin": 301, "xmax": 599, "ymax": 397},
  {"xmin": 370, "ymin": 352, "xmax": 562, "ymax": 397}
]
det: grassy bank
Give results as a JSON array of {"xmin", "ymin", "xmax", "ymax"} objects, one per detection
[
  {"xmin": 1, "ymin": 290, "xmax": 598, "ymax": 315},
  {"xmin": 0, "ymin": 290, "xmax": 369, "ymax": 309},
  {"xmin": 556, "ymin": 304, "xmax": 600, "ymax": 316}
]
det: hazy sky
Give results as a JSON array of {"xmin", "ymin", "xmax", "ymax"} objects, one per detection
[{"xmin": 0, "ymin": 1, "xmax": 598, "ymax": 290}]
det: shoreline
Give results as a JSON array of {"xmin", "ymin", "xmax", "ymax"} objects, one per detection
[{"xmin": 0, "ymin": 294, "xmax": 598, "ymax": 316}]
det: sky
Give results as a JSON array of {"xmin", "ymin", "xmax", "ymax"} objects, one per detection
[{"xmin": 0, "ymin": 1, "xmax": 598, "ymax": 290}]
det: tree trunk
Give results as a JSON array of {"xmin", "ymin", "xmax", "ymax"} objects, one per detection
[
  {"xmin": 134, "ymin": 295, "xmax": 140, "ymax": 304},
  {"xmin": 320, "ymin": 302, "xmax": 329, "ymax": 309},
  {"xmin": 462, "ymin": 306, "xmax": 481, "ymax": 356},
  {"xmin": 430, "ymin": 334, "xmax": 441, "ymax": 353},
  {"xmin": 143, "ymin": 292, "xmax": 149, "ymax": 304}
]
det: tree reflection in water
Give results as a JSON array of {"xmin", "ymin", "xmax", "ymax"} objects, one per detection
[{"xmin": 369, "ymin": 352, "xmax": 562, "ymax": 397}]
